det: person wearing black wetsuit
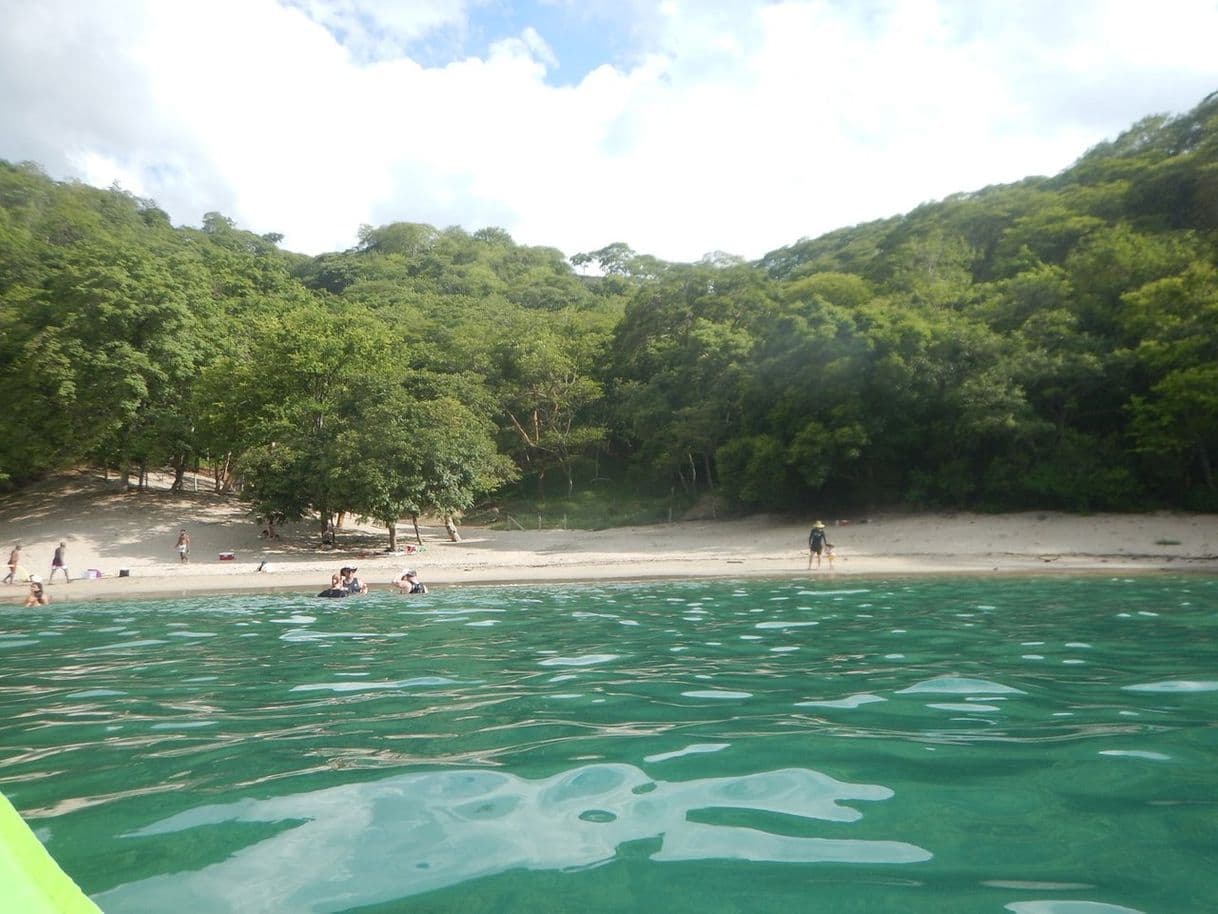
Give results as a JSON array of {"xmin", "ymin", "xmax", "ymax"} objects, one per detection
[{"xmin": 808, "ymin": 521, "xmax": 832, "ymax": 569}]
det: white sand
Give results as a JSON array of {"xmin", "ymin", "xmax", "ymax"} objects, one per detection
[{"xmin": 3, "ymin": 471, "xmax": 1217, "ymax": 604}]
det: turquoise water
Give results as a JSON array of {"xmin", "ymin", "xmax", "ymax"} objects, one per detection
[{"xmin": 2, "ymin": 577, "xmax": 1217, "ymax": 914}]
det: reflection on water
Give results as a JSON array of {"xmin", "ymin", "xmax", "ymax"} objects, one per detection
[
  {"xmin": 98, "ymin": 764, "xmax": 928, "ymax": 913},
  {"xmin": 2, "ymin": 576, "xmax": 1217, "ymax": 913}
]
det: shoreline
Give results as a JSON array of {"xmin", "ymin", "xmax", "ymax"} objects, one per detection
[
  {"xmin": 3, "ymin": 474, "xmax": 1218, "ymax": 605},
  {"xmin": 6, "ymin": 544, "xmax": 1217, "ymax": 606}
]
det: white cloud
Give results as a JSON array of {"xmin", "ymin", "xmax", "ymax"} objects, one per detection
[
  {"xmin": 282, "ymin": 0, "xmax": 475, "ymax": 60},
  {"xmin": 1, "ymin": 0, "xmax": 1217, "ymax": 261}
]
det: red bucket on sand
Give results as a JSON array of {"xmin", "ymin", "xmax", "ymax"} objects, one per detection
[{"xmin": 218, "ymin": 552, "xmax": 235, "ymax": 561}]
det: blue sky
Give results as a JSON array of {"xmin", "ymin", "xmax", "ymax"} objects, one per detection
[
  {"xmin": 2, "ymin": 1, "xmax": 1217, "ymax": 261},
  {"xmin": 426, "ymin": 3, "xmax": 639, "ymax": 84},
  {"xmin": 283, "ymin": 0, "xmax": 661, "ymax": 82}
]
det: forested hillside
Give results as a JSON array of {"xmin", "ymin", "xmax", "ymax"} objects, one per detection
[{"xmin": 2, "ymin": 92, "xmax": 1216, "ymax": 526}]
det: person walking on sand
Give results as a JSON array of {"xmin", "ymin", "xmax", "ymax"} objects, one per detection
[
  {"xmin": 175, "ymin": 529, "xmax": 191, "ymax": 563},
  {"xmin": 49, "ymin": 541, "xmax": 70, "ymax": 583},
  {"xmin": 4, "ymin": 542, "xmax": 21, "ymax": 584},
  {"xmin": 808, "ymin": 521, "xmax": 833, "ymax": 570}
]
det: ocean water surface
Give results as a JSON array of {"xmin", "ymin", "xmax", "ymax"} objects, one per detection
[{"xmin": 1, "ymin": 576, "xmax": 1216, "ymax": 913}]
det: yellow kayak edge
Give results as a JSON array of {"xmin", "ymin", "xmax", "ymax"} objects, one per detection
[{"xmin": 0, "ymin": 791, "xmax": 102, "ymax": 914}]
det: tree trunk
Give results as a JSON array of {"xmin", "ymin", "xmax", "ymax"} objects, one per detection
[
  {"xmin": 444, "ymin": 515, "xmax": 461, "ymax": 542},
  {"xmin": 676, "ymin": 467, "xmax": 689, "ymax": 494},
  {"xmin": 385, "ymin": 519, "xmax": 398, "ymax": 552},
  {"xmin": 703, "ymin": 452, "xmax": 715, "ymax": 490},
  {"xmin": 216, "ymin": 453, "xmax": 235, "ymax": 494},
  {"xmin": 171, "ymin": 456, "xmax": 186, "ymax": 493},
  {"xmin": 1198, "ymin": 441, "xmax": 1214, "ymax": 490},
  {"xmin": 411, "ymin": 513, "xmax": 422, "ymax": 544}
]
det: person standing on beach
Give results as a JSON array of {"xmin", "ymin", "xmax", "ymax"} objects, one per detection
[
  {"xmin": 49, "ymin": 542, "xmax": 69, "ymax": 583},
  {"xmin": 175, "ymin": 529, "xmax": 191, "ymax": 563},
  {"xmin": 4, "ymin": 542, "xmax": 21, "ymax": 584},
  {"xmin": 808, "ymin": 521, "xmax": 833, "ymax": 569}
]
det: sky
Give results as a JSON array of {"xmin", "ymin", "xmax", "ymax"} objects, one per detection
[{"xmin": 2, "ymin": 0, "xmax": 1217, "ymax": 263}]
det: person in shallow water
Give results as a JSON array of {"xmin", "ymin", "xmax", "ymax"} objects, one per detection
[
  {"xmin": 341, "ymin": 566, "xmax": 368, "ymax": 595},
  {"xmin": 394, "ymin": 569, "xmax": 428, "ymax": 594},
  {"xmin": 317, "ymin": 571, "xmax": 348, "ymax": 598},
  {"xmin": 25, "ymin": 575, "xmax": 49, "ymax": 606}
]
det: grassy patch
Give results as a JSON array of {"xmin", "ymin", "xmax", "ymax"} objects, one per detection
[{"xmin": 479, "ymin": 480, "xmax": 700, "ymax": 531}]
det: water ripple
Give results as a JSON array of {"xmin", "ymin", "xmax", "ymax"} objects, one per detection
[
  {"xmin": 97, "ymin": 764, "xmax": 927, "ymax": 913},
  {"xmin": 1, "ymin": 577, "xmax": 1215, "ymax": 913}
]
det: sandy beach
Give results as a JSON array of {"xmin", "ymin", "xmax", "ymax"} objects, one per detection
[{"xmin": 2, "ymin": 471, "xmax": 1217, "ymax": 604}]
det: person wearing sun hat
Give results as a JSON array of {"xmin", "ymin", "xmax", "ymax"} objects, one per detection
[
  {"xmin": 807, "ymin": 520, "xmax": 833, "ymax": 570},
  {"xmin": 393, "ymin": 568, "xmax": 428, "ymax": 594}
]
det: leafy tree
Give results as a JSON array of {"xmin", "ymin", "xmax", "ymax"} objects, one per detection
[
  {"xmin": 336, "ymin": 384, "xmax": 517, "ymax": 547},
  {"xmin": 610, "ymin": 263, "xmax": 770, "ymax": 493},
  {"xmin": 571, "ymin": 242, "xmax": 638, "ymax": 276},
  {"xmin": 5, "ymin": 89, "xmax": 1218, "ymax": 520},
  {"xmin": 493, "ymin": 314, "xmax": 607, "ymax": 497},
  {"xmin": 1122, "ymin": 262, "xmax": 1218, "ymax": 499},
  {"xmin": 215, "ymin": 300, "xmax": 401, "ymax": 528}
]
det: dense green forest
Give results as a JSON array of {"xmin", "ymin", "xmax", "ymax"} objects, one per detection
[{"xmin": 2, "ymin": 93, "xmax": 1216, "ymax": 530}]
